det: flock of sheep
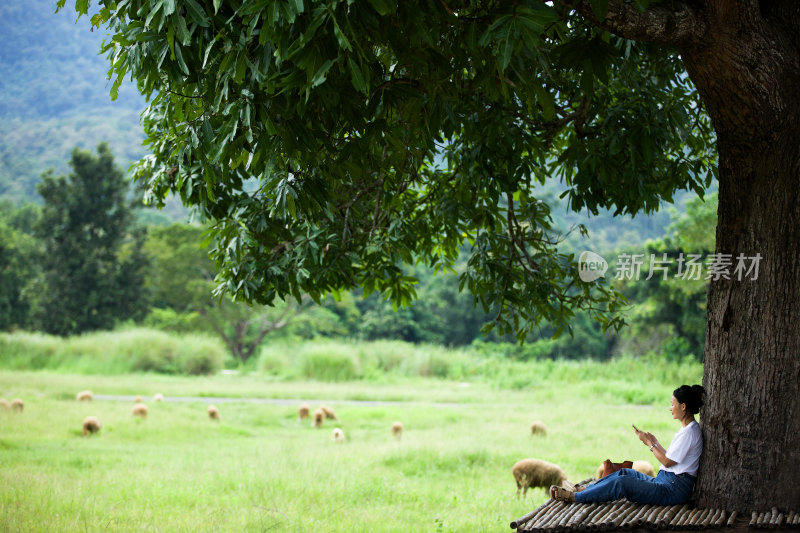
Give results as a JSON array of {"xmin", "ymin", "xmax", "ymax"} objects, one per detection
[
  {"xmin": 3, "ymin": 390, "xmax": 406, "ymax": 445},
  {"xmin": 4, "ymin": 394, "xmax": 652, "ymax": 497},
  {"xmin": 296, "ymin": 401, "xmax": 404, "ymax": 443},
  {"xmin": 512, "ymin": 421, "xmax": 657, "ymax": 498}
]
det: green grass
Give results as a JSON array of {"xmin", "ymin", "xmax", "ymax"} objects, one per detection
[{"xmin": 0, "ymin": 363, "xmax": 701, "ymax": 532}]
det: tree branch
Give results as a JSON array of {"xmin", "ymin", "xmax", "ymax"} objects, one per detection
[{"xmin": 565, "ymin": 0, "xmax": 706, "ymax": 47}]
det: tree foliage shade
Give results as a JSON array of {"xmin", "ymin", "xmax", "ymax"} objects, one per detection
[{"xmin": 62, "ymin": 0, "xmax": 715, "ymax": 341}]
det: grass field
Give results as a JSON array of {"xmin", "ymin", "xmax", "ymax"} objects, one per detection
[{"xmin": 0, "ymin": 364, "xmax": 702, "ymax": 533}]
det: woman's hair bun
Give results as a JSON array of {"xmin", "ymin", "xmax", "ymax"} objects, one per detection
[{"xmin": 675, "ymin": 384, "xmax": 705, "ymax": 414}]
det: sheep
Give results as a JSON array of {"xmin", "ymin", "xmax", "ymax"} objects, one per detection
[
  {"xmin": 76, "ymin": 390, "xmax": 93, "ymax": 402},
  {"xmin": 153, "ymin": 393, "xmax": 164, "ymax": 402},
  {"xmin": 10, "ymin": 399, "xmax": 23, "ymax": 412},
  {"xmin": 207, "ymin": 405, "xmax": 220, "ymax": 420},
  {"xmin": 530, "ymin": 421, "xmax": 547, "ymax": 436},
  {"xmin": 82, "ymin": 416, "xmax": 102, "ymax": 436},
  {"xmin": 0, "ymin": 399, "xmax": 10, "ymax": 411},
  {"xmin": 595, "ymin": 460, "xmax": 656, "ymax": 479},
  {"xmin": 131, "ymin": 403, "xmax": 148, "ymax": 418},
  {"xmin": 332, "ymin": 427, "xmax": 344, "ymax": 443},
  {"xmin": 632, "ymin": 460, "xmax": 656, "ymax": 477},
  {"xmin": 312, "ymin": 408, "xmax": 325, "ymax": 428},
  {"xmin": 512, "ymin": 458, "xmax": 568, "ymax": 498},
  {"xmin": 391, "ymin": 421, "xmax": 404, "ymax": 440},
  {"xmin": 134, "ymin": 395, "xmax": 143, "ymax": 403},
  {"xmin": 319, "ymin": 405, "xmax": 338, "ymax": 420},
  {"xmin": 298, "ymin": 403, "xmax": 310, "ymax": 420}
]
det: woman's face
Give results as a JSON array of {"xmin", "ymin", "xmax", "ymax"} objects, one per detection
[{"xmin": 670, "ymin": 395, "xmax": 686, "ymax": 420}]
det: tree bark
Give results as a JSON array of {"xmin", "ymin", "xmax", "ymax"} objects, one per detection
[{"xmin": 674, "ymin": 2, "xmax": 800, "ymax": 512}]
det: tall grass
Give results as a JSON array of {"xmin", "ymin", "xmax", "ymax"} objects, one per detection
[
  {"xmin": 0, "ymin": 330, "xmax": 703, "ymax": 407},
  {"xmin": 0, "ymin": 329, "xmax": 225, "ymax": 375},
  {"xmin": 256, "ymin": 339, "xmax": 702, "ymax": 405}
]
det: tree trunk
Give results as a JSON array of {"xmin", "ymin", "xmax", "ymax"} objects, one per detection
[
  {"xmin": 666, "ymin": 2, "xmax": 800, "ymax": 512},
  {"xmin": 677, "ymin": 7, "xmax": 800, "ymax": 509},
  {"xmin": 696, "ymin": 129, "xmax": 800, "ymax": 512}
]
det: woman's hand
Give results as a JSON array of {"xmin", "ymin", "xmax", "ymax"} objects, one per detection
[{"xmin": 634, "ymin": 427, "xmax": 658, "ymax": 447}]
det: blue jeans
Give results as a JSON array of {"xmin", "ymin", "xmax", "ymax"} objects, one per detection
[{"xmin": 574, "ymin": 469, "xmax": 695, "ymax": 506}]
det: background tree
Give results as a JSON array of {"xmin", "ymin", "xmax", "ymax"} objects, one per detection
[
  {"xmin": 0, "ymin": 201, "xmax": 41, "ymax": 330},
  {"xmin": 66, "ymin": 0, "xmax": 800, "ymax": 510},
  {"xmin": 144, "ymin": 222, "xmax": 311, "ymax": 362},
  {"xmin": 32, "ymin": 143, "xmax": 149, "ymax": 335}
]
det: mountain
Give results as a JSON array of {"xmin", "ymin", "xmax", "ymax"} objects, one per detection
[{"xmin": 0, "ymin": 0, "xmax": 146, "ymax": 203}]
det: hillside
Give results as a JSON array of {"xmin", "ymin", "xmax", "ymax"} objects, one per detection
[{"xmin": 0, "ymin": 0, "xmax": 146, "ymax": 203}]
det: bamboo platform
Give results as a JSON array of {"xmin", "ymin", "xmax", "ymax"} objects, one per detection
[{"xmin": 511, "ymin": 481, "xmax": 800, "ymax": 533}]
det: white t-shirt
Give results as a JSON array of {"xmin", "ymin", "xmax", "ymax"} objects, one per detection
[{"xmin": 662, "ymin": 420, "xmax": 703, "ymax": 476}]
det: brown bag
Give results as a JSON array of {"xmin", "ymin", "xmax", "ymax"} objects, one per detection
[{"xmin": 601, "ymin": 459, "xmax": 633, "ymax": 478}]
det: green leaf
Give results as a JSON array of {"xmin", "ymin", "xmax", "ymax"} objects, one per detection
[
  {"xmin": 311, "ymin": 59, "xmax": 334, "ymax": 87},
  {"xmin": 184, "ymin": 0, "xmax": 210, "ymax": 28},
  {"xmin": 234, "ymin": 53, "xmax": 248, "ymax": 84},
  {"xmin": 347, "ymin": 58, "xmax": 367, "ymax": 93},
  {"xmin": 367, "ymin": 0, "xmax": 396, "ymax": 16},
  {"xmin": 167, "ymin": 24, "xmax": 175, "ymax": 60}
]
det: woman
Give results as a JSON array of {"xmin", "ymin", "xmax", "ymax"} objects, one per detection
[{"xmin": 550, "ymin": 384, "xmax": 705, "ymax": 506}]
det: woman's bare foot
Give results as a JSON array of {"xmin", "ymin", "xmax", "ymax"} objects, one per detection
[{"xmin": 549, "ymin": 485, "xmax": 576, "ymax": 501}]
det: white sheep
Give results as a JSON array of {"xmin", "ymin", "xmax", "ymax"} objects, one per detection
[
  {"xmin": 512, "ymin": 458, "xmax": 568, "ymax": 498},
  {"xmin": 319, "ymin": 405, "xmax": 338, "ymax": 420},
  {"xmin": 10, "ymin": 399, "xmax": 23, "ymax": 412},
  {"xmin": 391, "ymin": 421, "xmax": 404, "ymax": 440},
  {"xmin": 82, "ymin": 416, "xmax": 102, "ymax": 436},
  {"xmin": 76, "ymin": 390, "xmax": 93, "ymax": 401},
  {"xmin": 207, "ymin": 405, "xmax": 220, "ymax": 420},
  {"xmin": 153, "ymin": 393, "xmax": 164, "ymax": 402},
  {"xmin": 131, "ymin": 403, "xmax": 148, "ymax": 418},
  {"xmin": 312, "ymin": 408, "xmax": 325, "ymax": 428},
  {"xmin": 298, "ymin": 403, "xmax": 310, "ymax": 420},
  {"xmin": 134, "ymin": 395, "xmax": 143, "ymax": 403},
  {"xmin": 632, "ymin": 460, "xmax": 656, "ymax": 477},
  {"xmin": 530, "ymin": 421, "xmax": 547, "ymax": 436},
  {"xmin": 0, "ymin": 399, "xmax": 10, "ymax": 411},
  {"xmin": 332, "ymin": 427, "xmax": 344, "ymax": 443}
]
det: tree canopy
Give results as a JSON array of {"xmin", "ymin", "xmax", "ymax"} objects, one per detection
[{"xmin": 63, "ymin": 0, "xmax": 716, "ymax": 340}]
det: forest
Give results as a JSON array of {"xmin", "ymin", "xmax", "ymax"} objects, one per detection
[{"xmin": 0, "ymin": 141, "xmax": 717, "ymax": 372}]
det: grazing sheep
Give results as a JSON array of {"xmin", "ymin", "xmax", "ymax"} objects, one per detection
[
  {"xmin": 320, "ymin": 405, "xmax": 338, "ymax": 420},
  {"xmin": 512, "ymin": 458, "xmax": 568, "ymax": 498},
  {"xmin": 595, "ymin": 460, "xmax": 655, "ymax": 479},
  {"xmin": 82, "ymin": 416, "xmax": 102, "ymax": 436},
  {"xmin": 332, "ymin": 427, "xmax": 344, "ymax": 443},
  {"xmin": 312, "ymin": 408, "xmax": 325, "ymax": 428},
  {"xmin": 131, "ymin": 403, "xmax": 148, "ymax": 418},
  {"xmin": 530, "ymin": 421, "xmax": 547, "ymax": 436},
  {"xmin": 134, "ymin": 395, "xmax": 143, "ymax": 403},
  {"xmin": 153, "ymin": 393, "xmax": 164, "ymax": 402},
  {"xmin": 10, "ymin": 399, "xmax": 23, "ymax": 412},
  {"xmin": 0, "ymin": 399, "xmax": 10, "ymax": 411},
  {"xmin": 76, "ymin": 390, "xmax": 93, "ymax": 402},
  {"xmin": 298, "ymin": 403, "xmax": 310, "ymax": 420},
  {"xmin": 391, "ymin": 421, "xmax": 404, "ymax": 440},
  {"xmin": 632, "ymin": 460, "xmax": 656, "ymax": 477},
  {"xmin": 207, "ymin": 405, "xmax": 220, "ymax": 420}
]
